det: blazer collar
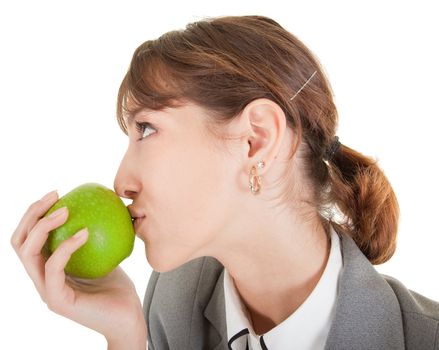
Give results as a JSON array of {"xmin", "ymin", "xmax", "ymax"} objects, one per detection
[
  {"xmin": 203, "ymin": 266, "xmax": 228, "ymax": 349},
  {"xmin": 203, "ymin": 232, "xmax": 405, "ymax": 349}
]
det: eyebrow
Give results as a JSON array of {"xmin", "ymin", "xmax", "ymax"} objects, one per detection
[{"xmin": 125, "ymin": 107, "xmax": 155, "ymax": 126}]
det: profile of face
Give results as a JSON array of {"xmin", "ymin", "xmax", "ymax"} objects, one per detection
[
  {"xmin": 113, "ymin": 93, "xmax": 296, "ymax": 274},
  {"xmin": 113, "ymin": 101, "xmax": 246, "ymax": 273}
]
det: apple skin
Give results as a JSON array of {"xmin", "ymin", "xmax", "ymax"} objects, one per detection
[{"xmin": 42, "ymin": 183, "xmax": 135, "ymax": 279}]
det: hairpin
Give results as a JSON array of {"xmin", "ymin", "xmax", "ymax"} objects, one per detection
[{"xmin": 290, "ymin": 70, "xmax": 317, "ymax": 101}]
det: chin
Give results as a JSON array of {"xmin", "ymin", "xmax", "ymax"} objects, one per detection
[
  {"xmin": 145, "ymin": 245, "xmax": 196, "ymax": 273},
  {"xmin": 144, "ymin": 246, "xmax": 177, "ymax": 273}
]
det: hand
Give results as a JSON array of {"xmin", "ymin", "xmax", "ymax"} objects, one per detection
[{"xmin": 11, "ymin": 190, "xmax": 147, "ymax": 344}]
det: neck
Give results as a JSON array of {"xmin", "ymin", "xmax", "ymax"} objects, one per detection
[{"xmin": 215, "ymin": 215, "xmax": 331, "ymax": 334}]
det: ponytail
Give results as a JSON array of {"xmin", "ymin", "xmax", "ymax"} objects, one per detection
[{"xmin": 323, "ymin": 144, "xmax": 400, "ymax": 264}]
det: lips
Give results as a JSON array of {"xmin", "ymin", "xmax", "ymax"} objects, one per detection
[
  {"xmin": 128, "ymin": 205, "xmax": 146, "ymax": 232},
  {"xmin": 128, "ymin": 205, "xmax": 145, "ymax": 219},
  {"xmin": 133, "ymin": 217, "xmax": 145, "ymax": 231}
]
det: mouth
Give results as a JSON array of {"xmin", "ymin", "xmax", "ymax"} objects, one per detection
[{"xmin": 133, "ymin": 216, "xmax": 146, "ymax": 231}]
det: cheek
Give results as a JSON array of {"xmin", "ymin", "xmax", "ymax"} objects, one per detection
[{"xmin": 147, "ymin": 145, "xmax": 228, "ymax": 245}]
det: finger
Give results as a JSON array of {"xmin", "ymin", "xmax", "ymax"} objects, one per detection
[
  {"xmin": 45, "ymin": 228, "xmax": 88, "ymax": 313},
  {"xmin": 21, "ymin": 206, "xmax": 68, "ymax": 257},
  {"xmin": 18, "ymin": 207, "xmax": 69, "ymax": 298},
  {"xmin": 11, "ymin": 190, "xmax": 59, "ymax": 251}
]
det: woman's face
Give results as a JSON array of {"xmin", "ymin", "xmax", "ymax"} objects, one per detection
[{"xmin": 113, "ymin": 101, "xmax": 241, "ymax": 272}]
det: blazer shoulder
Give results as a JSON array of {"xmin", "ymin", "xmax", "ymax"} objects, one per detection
[
  {"xmin": 143, "ymin": 256, "xmax": 224, "ymax": 311},
  {"xmin": 382, "ymin": 274, "xmax": 439, "ymax": 349},
  {"xmin": 143, "ymin": 256, "xmax": 225, "ymax": 349},
  {"xmin": 382, "ymin": 274, "xmax": 439, "ymax": 320}
]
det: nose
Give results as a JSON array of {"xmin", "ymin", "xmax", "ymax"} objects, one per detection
[{"xmin": 113, "ymin": 153, "xmax": 140, "ymax": 200}]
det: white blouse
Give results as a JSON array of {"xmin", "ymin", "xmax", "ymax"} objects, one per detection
[{"xmin": 224, "ymin": 224, "xmax": 343, "ymax": 349}]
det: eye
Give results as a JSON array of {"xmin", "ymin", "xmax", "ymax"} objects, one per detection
[{"xmin": 135, "ymin": 121, "xmax": 157, "ymax": 140}]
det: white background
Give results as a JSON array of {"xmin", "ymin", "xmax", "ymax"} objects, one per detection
[{"xmin": 1, "ymin": 0, "xmax": 438, "ymax": 348}]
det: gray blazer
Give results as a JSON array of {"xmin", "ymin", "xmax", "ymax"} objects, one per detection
[{"xmin": 143, "ymin": 231, "xmax": 439, "ymax": 349}]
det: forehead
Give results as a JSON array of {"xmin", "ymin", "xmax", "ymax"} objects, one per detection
[{"xmin": 122, "ymin": 94, "xmax": 154, "ymax": 124}]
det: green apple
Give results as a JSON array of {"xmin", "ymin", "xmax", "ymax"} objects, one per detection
[{"xmin": 42, "ymin": 183, "xmax": 135, "ymax": 279}]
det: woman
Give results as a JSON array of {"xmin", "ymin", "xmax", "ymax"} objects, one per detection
[{"xmin": 11, "ymin": 15, "xmax": 439, "ymax": 350}]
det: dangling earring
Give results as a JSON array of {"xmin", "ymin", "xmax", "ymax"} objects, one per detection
[{"xmin": 249, "ymin": 160, "xmax": 265, "ymax": 195}]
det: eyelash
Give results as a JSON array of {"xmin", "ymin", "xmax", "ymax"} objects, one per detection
[{"xmin": 135, "ymin": 121, "xmax": 157, "ymax": 140}]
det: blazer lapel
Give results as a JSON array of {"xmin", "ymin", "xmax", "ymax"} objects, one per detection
[
  {"xmin": 203, "ymin": 232, "xmax": 405, "ymax": 350},
  {"xmin": 204, "ymin": 268, "xmax": 229, "ymax": 349}
]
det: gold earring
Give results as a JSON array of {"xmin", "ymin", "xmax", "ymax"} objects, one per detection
[{"xmin": 249, "ymin": 160, "xmax": 265, "ymax": 195}]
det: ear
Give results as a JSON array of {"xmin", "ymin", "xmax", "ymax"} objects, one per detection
[{"xmin": 241, "ymin": 98, "xmax": 287, "ymax": 175}]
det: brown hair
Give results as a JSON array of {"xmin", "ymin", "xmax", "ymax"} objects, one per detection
[{"xmin": 116, "ymin": 15, "xmax": 400, "ymax": 264}]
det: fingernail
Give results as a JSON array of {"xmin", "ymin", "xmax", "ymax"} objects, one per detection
[
  {"xmin": 74, "ymin": 228, "xmax": 88, "ymax": 240},
  {"xmin": 48, "ymin": 206, "xmax": 67, "ymax": 218},
  {"xmin": 42, "ymin": 190, "xmax": 58, "ymax": 202}
]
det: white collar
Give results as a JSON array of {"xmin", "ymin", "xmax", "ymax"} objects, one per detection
[{"xmin": 224, "ymin": 224, "xmax": 343, "ymax": 349}]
